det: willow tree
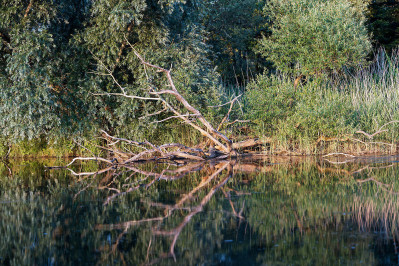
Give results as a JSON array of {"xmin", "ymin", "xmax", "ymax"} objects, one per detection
[
  {"xmin": 0, "ymin": 0, "xmax": 221, "ymax": 145},
  {"xmin": 76, "ymin": 0, "xmax": 222, "ymax": 141},
  {"xmin": 256, "ymin": 0, "xmax": 372, "ymax": 83},
  {"xmin": 0, "ymin": 0, "xmax": 95, "ymax": 141}
]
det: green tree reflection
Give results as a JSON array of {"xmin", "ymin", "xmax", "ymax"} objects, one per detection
[{"xmin": 0, "ymin": 157, "xmax": 399, "ymax": 264}]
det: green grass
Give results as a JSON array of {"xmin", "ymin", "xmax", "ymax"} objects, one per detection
[{"xmin": 244, "ymin": 48, "xmax": 399, "ymax": 154}]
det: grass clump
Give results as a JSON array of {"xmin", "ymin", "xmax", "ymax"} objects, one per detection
[{"xmin": 244, "ymin": 49, "xmax": 399, "ymax": 154}]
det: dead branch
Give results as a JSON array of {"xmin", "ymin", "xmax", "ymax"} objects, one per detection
[
  {"xmin": 92, "ymin": 92, "xmax": 160, "ymax": 101},
  {"xmin": 126, "ymin": 39, "xmax": 233, "ymax": 154},
  {"xmin": 139, "ymin": 106, "xmax": 168, "ymax": 120},
  {"xmin": 65, "ymin": 157, "xmax": 113, "ymax": 166},
  {"xmin": 216, "ymin": 94, "xmax": 243, "ymax": 131},
  {"xmin": 232, "ymin": 138, "xmax": 264, "ymax": 150},
  {"xmin": 82, "ymin": 40, "xmax": 282, "ymax": 164},
  {"xmin": 101, "ymin": 130, "xmax": 148, "ymax": 148},
  {"xmin": 323, "ymin": 152, "xmax": 356, "ymax": 158},
  {"xmin": 356, "ymin": 120, "xmax": 399, "ymax": 140},
  {"xmin": 23, "ymin": 0, "xmax": 33, "ymax": 18}
]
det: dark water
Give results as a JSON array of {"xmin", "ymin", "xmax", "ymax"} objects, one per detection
[{"xmin": 1, "ymin": 156, "xmax": 399, "ymax": 265}]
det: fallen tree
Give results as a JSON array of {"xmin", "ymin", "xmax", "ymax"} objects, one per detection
[{"xmin": 73, "ymin": 41, "xmax": 262, "ymax": 165}]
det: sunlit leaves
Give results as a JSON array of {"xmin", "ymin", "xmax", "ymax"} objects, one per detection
[{"xmin": 256, "ymin": 0, "xmax": 372, "ymax": 77}]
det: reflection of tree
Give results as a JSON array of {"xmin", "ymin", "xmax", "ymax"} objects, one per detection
[
  {"xmin": 2, "ymin": 158, "xmax": 399, "ymax": 264},
  {"xmin": 92, "ymin": 162, "xmax": 247, "ymax": 264},
  {"xmin": 84, "ymin": 158, "xmax": 399, "ymax": 264}
]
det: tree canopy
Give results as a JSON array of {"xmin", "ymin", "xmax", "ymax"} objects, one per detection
[
  {"xmin": 256, "ymin": 0, "xmax": 372, "ymax": 77},
  {"xmin": 0, "ymin": 0, "xmax": 398, "ymax": 146},
  {"xmin": 0, "ymin": 0, "xmax": 221, "ymax": 142}
]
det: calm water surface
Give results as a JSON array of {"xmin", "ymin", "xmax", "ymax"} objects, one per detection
[{"xmin": 1, "ymin": 156, "xmax": 399, "ymax": 265}]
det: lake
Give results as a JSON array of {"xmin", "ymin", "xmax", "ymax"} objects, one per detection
[{"xmin": 1, "ymin": 156, "xmax": 399, "ymax": 265}]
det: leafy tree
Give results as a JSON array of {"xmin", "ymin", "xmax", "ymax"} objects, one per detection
[
  {"xmin": 256, "ymin": 0, "xmax": 372, "ymax": 79},
  {"xmin": 367, "ymin": 0, "xmax": 399, "ymax": 51},
  {"xmin": 0, "ymin": 0, "xmax": 221, "ymax": 143},
  {"xmin": 200, "ymin": 0, "xmax": 267, "ymax": 84},
  {"xmin": 76, "ymin": 0, "xmax": 221, "ymax": 140},
  {"xmin": 0, "ymin": 0, "xmax": 92, "ymax": 140}
]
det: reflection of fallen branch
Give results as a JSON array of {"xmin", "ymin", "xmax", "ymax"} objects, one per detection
[
  {"xmin": 356, "ymin": 177, "xmax": 399, "ymax": 195},
  {"xmin": 323, "ymin": 153, "xmax": 356, "ymax": 158},
  {"xmin": 316, "ymin": 163, "xmax": 351, "ymax": 176},
  {"xmin": 0, "ymin": 158, "xmax": 12, "ymax": 176},
  {"xmin": 221, "ymin": 188, "xmax": 245, "ymax": 220},
  {"xmin": 66, "ymin": 157, "xmax": 113, "ymax": 166},
  {"xmin": 151, "ymin": 166, "xmax": 233, "ymax": 261},
  {"xmin": 102, "ymin": 162, "xmax": 208, "ymax": 206},
  {"xmin": 64, "ymin": 166, "xmax": 115, "ymax": 177},
  {"xmin": 98, "ymin": 163, "xmax": 231, "ymax": 230},
  {"xmin": 356, "ymin": 177, "xmax": 390, "ymax": 187},
  {"xmin": 318, "ymin": 160, "xmax": 397, "ymax": 177},
  {"xmin": 323, "ymin": 158, "xmax": 356, "ymax": 165},
  {"xmin": 95, "ymin": 162, "xmax": 241, "ymax": 264}
]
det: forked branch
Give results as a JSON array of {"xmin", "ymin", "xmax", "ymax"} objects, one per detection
[{"xmin": 126, "ymin": 39, "xmax": 233, "ymax": 154}]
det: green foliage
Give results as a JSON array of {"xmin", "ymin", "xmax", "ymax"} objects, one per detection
[
  {"xmin": 367, "ymin": 0, "xmax": 399, "ymax": 51},
  {"xmin": 244, "ymin": 49, "xmax": 399, "ymax": 152},
  {"xmin": 0, "ymin": 0, "xmax": 92, "ymax": 141},
  {"xmin": 256, "ymin": 0, "xmax": 372, "ymax": 77},
  {"xmin": 77, "ymin": 0, "xmax": 222, "ymax": 142},
  {"xmin": 200, "ymin": 0, "xmax": 266, "ymax": 84},
  {"xmin": 244, "ymin": 74, "xmax": 354, "ymax": 143},
  {"xmin": 0, "ymin": 0, "xmax": 222, "ymax": 145},
  {"xmin": 244, "ymin": 73, "xmax": 296, "ymax": 131},
  {"xmin": 0, "ymin": 0, "xmax": 398, "ymax": 154}
]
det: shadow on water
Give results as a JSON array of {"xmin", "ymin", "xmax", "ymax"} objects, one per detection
[{"xmin": 1, "ymin": 156, "xmax": 399, "ymax": 265}]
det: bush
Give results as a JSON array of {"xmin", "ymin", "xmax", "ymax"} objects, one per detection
[
  {"xmin": 256, "ymin": 0, "xmax": 372, "ymax": 77},
  {"xmin": 244, "ymin": 49, "xmax": 399, "ymax": 152},
  {"xmin": 244, "ymin": 73, "xmax": 296, "ymax": 134}
]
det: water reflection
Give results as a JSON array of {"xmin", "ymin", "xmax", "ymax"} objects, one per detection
[{"xmin": 1, "ymin": 156, "xmax": 399, "ymax": 265}]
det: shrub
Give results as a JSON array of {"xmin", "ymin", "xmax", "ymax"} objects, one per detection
[
  {"xmin": 244, "ymin": 49, "xmax": 399, "ymax": 152},
  {"xmin": 256, "ymin": 0, "xmax": 372, "ymax": 77},
  {"xmin": 244, "ymin": 73, "xmax": 296, "ymax": 134}
]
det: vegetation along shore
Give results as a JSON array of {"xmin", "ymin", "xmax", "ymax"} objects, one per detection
[{"xmin": 1, "ymin": 0, "xmax": 399, "ymax": 160}]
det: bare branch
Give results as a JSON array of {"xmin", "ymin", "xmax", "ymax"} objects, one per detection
[
  {"xmin": 224, "ymin": 119, "xmax": 250, "ymax": 127},
  {"xmin": 65, "ymin": 157, "xmax": 113, "ymax": 167},
  {"xmin": 209, "ymin": 94, "xmax": 242, "ymax": 108},
  {"xmin": 23, "ymin": 0, "xmax": 33, "ymax": 18},
  {"xmin": 125, "ymin": 38, "xmax": 233, "ymax": 153},
  {"xmin": 217, "ymin": 94, "xmax": 242, "ymax": 131},
  {"xmin": 356, "ymin": 120, "xmax": 399, "ymax": 139},
  {"xmin": 150, "ymin": 114, "xmax": 200, "ymax": 124},
  {"xmin": 101, "ymin": 130, "xmax": 149, "ymax": 150},
  {"xmin": 139, "ymin": 106, "xmax": 168, "ymax": 120},
  {"xmin": 322, "ymin": 152, "xmax": 356, "ymax": 158},
  {"xmin": 92, "ymin": 92, "xmax": 160, "ymax": 101}
]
